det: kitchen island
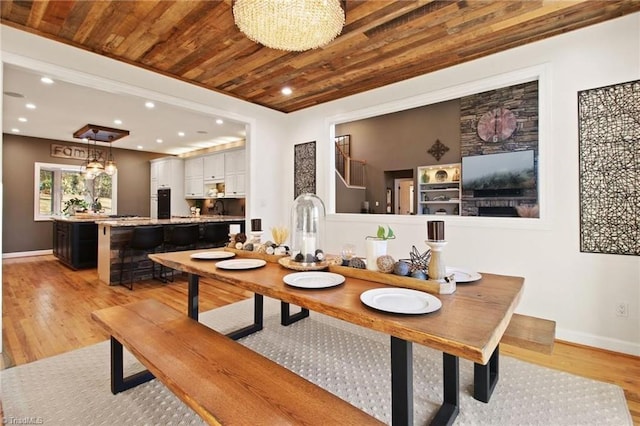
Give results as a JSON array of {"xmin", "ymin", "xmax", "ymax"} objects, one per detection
[{"xmin": 95, "ymin": 216, "xmax": 245, "ymax": 285}]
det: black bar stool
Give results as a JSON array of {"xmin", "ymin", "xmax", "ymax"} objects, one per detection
[
  {"xmin": 201, "ymin": 223, "xmax": 229, "ymax": 248},
  {"xmin": 165, "ymin": 224, "xmax": 200, "ymax": 280},
  {"xmin": 119, "ymin": 225, "xmax": 165, "ymax": 290}
]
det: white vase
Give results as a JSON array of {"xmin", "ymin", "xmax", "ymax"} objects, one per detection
[{"xmin": 365, "ymin": 238, "xmax": 387, "ymax": 271}]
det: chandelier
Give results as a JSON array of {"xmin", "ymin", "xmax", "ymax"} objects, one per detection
[
  {"xmin": 73, "ymin": 124, "xmax": 128, "ymax": 178},
  {"xmin": 233, "ymin": 0, "xmax": 345, "ymax": 52}
]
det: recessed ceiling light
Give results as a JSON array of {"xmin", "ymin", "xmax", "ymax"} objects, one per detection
[
  {"xmin": 156, "ymin": 139, "xmax": 163, "ymax": 143},
  {"xmin": 114, "ymin": 119, "xmax": 123, "ymax": 125},
  {"xmin": 18, "ymin": 117, "xmax": 27, "ymax": 122},
  {"xmin": 137, "ymin": 145, "xmax": 144, "ymax": 150},
  {"xmin": 281, "ymin": 87, "xmax": 293, "ymax": 95},
  {"xmin": 216, "ymin": 119, "xmax": 224, "ymax": 125},
  {"xmin": 11, "ymin": 128, "xmax": 20, "ymax": 133},
  {"xmin": 40, "ymin": 77, "xmax": 54, "ymax": 84},
  {"xmin": 145, "ymin": 101, "xmax": 155, "ymax": 109},
  {"xmin": 26, "ymin": 103, "xmax": 36, "ymax": 109},
  {"xmin": 178, "ymin": 131, "xmax": 185, "ymax": 137}
]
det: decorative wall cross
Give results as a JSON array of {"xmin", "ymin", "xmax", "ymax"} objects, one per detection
[{"xmin": 427, "ymin": 139, "xmax": 449, "ymax": 161}]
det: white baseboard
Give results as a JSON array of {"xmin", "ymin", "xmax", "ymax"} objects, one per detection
[
  {"xmin": 557, "ymin": 327, "xmax": 640, "ymax": 356},
  {"xmin": 2, "ymin": 249, "xmax": 53, "ymax": 259}
]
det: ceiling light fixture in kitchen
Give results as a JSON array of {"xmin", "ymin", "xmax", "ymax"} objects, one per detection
[{"xmin": 73, "ymin": 124, "xmax": 129, "ymax": 178}]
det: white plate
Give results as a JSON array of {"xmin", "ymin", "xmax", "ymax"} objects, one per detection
[
  {"xmin": 215, "ymin": 259, "xmax": 266, "ymax": 270},
  {"xmin": 360, "ymin": 288, "xmax": 442, "ymax": 314},
  {"xmin": 283, "ymin": 272, "xmax": 345, "ymax": 289},
  {"xmin": 446, "ymin": 267, "xmax": 482, "ymax": 283},
  {"xmin": 190, "ymin": 251, "xmax": 236, "ymax": 260}
]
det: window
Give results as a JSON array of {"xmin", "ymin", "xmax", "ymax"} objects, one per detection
[{"xmin": 34, "ymin": 162, "xmax": 117, "ymax": 220}]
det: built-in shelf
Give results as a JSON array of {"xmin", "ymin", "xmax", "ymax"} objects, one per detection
[{"xmin": 416, "ymin": 163, "xmax": 461, "ymax": 215}]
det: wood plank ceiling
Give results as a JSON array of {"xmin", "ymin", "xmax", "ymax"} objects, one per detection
[{"xmin": 2, "ymin": 1, "xmax": 639, "ymax": 113}]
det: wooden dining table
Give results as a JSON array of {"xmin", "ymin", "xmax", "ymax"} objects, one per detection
[{"xmin": 149, "ymin": 250, "xmax": 524, "ymax": 426}]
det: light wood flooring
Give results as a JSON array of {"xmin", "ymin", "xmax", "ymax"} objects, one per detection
[{"xmin": 2, "ymin": 255, "xmax": 639, "ymax": 424}]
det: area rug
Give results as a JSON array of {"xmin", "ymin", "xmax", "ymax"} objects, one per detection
[{"xmin": 1, "ymin": 297, "xmax": 632, "ymax": 425}]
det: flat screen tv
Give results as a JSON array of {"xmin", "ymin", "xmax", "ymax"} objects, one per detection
[{"xmin": 462, "ymin": 150, "xmax": 536, "ymax": 194}]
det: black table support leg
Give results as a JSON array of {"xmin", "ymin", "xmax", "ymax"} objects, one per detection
[
  {"xmin": 473, "ymin": 345, "xmax": 500, "ymax": 403},
  {"xmin": 280, "ymin": 301, "xmax": 310, "ymax": 326},
  {"xmin": 431, "ymin": 353, "xmax": 460, "ymax": 426},
  {"xmin": 391, "ymin": 336, "xmax": 413, "ymax": 426},
  {"xmin": 226, "ymin": 294, "xmax": 264, "ymax": 340},
  {"xmin": 187, "ymin": 273, "xmax": 199, "ymax": 320},
  {"xmin": 110, "ymin": 336, "xmax": 154, "ymax": 394}
]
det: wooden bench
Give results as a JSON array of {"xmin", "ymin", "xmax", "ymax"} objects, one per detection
[
  {"xmin": 474, "ymin": 313, "xmax": 556, "ymax": 403},
  {"xmin": 501, "ymin": 313, "xmax": 556, "ymax": 354},
  {"xmin": 92, "ymin": 299, "xmax": 383, "ymax": 426}
]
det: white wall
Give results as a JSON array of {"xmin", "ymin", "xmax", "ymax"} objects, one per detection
[{"xmin": 285, "ymin": 14, "xmax": 640, "ymax": 355}]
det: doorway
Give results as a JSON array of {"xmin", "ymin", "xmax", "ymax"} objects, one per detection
[{"xmin": 394, "ymin": 178, "xmax": 414, "ymax": 215}]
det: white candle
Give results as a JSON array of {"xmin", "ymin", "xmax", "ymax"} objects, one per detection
[
  {"xmin": 302, "ymin": 236, "xmax": 316, "ymax": 256},
  {"xmin": 229, "ymin": 224, "xmax": 241, "ymax": 234}
]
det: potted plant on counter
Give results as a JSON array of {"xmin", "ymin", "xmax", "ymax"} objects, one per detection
[
  {"xmin": 62, "ymin": 198, "xmax": 89, "ymax": 215},
  {"xmin": 365, "ymin": 225, "xmax": 395, "ymax": 271}
]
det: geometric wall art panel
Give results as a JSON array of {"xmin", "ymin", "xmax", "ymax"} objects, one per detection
[
  {"xmin": 578, "ymin": 79, "xmax": 639, "ymax": 255},
  {"xmin": 294, "ymin": 141, "xmax": 316, "ymax": 199}
]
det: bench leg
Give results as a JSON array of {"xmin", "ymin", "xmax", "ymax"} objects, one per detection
[
  {"xmin": 188, "ymin": 274, "xmax": 199, "ymax": 320},
  {"xmin": 280, "ymin": 301, "xmax": 310, "ymax": 326},
  {"xmin": 226, "ymin": 294, "xmax": 264, "ymax": 340},
  {"xmin": 110, "ymin": 336, "xmax": 155, "ymax": 394},
  {"xmin": 430, "ymin": 353, "xmax": 460, "ymax": 426},
  {"xmin": 473, "ymin": 345, "xmax": 500, "ymax": 403}
]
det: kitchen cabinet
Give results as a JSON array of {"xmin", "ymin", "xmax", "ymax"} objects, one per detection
[
  {"xmin": 224, "ymin": 149, "xmax": 246, "ymax": 197},
  {"xmin": 417, "ymin": 163, "xmax": 461, "ymax": 215},
  {"xmin": 53, "ymin": 220, "xmax": 98, "ymax": 269},
  {"xmin": 203, "ymin": 153, "xmax": 225, "ymax": 181},
  {"xmin": 185, "ymin": 177, "xmax": 204, "ymax": 198},
  {"xmin": 184, "ymin": 157, "xmax": 204, "ymax": 198},
  {"xmin": 150, "ymin": 157, "xmax": 188, "ymax": 217}
]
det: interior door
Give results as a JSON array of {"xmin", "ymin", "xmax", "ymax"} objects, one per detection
[{"xmin": 395, "ymin": 179, "xmax": 414, "ymax": 215}]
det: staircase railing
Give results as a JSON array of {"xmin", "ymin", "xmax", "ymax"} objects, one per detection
[{"xmin": 335, "ymin": 142, "xmax": 366, "ymax": 187}]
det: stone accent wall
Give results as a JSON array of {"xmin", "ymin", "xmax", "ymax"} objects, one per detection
[{"xmin": 460, "ymin": 81, "xmax": 539, "ymax": 216}]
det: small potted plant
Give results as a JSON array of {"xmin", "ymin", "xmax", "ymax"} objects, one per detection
[
  {"xmin": 365, "ymin": 225, "xmax": 395, "ymax": 271},
  {"xmin": 62, "ymin": 198, "xmax": 88, "ymax": 215}
]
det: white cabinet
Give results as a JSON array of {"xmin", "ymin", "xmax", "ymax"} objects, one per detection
[
  {"xmin": 224, "ymin": 149, "xmax": 246, "ymax": 197},
  {"xmin": 203, "ymin": 153, "xmax": 225, "ymax": 181},
  {"xmin": 185, "ymin": 157, "xmax": 204, "ymax": 179},
  {"xmin": 184, "ymin": 157, "xmax": 204, "ymax": 198},
  {"xmin": 150, "ymin": 157, "xmax": 189, "ymax": 217},
  {"xmin": 417, "ymin": 163, "xmax": 461, "ymax": 215}
]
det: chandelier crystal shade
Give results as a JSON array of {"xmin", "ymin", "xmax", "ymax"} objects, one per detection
[{"xmin": 233, "ymin": 0, "xmax": 345, "ymax": 52}]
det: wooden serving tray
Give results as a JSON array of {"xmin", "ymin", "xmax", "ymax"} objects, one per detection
[
  {"xmin": 327, "ymin": 264, "xmax": 442, "ymax": 295},
  {"xmin": 226, "ymin": 248, "xmax": 444, "ymax": 295},
  {"xmin": 223, "ymin": 247, "xmax": 286, "ymax": 264}
]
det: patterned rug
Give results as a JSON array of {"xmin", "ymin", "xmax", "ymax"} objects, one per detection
[{"xmin": 1, "ymin": 297, "xmax": 632, "ymax": 425}]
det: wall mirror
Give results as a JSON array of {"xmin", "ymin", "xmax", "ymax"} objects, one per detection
[{"xmin": 333, "ymin": 78, "xmax": 540, "ymax": 219}]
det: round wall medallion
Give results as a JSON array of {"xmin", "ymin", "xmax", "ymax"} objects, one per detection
[{"xmin": 477, "ymin": 107, "xmax": 517, "ymax": 142}]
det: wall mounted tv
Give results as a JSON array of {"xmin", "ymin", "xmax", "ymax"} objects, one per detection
[{"xmin": 462, "ymin": 150, "xmax": 536, "ymax": 197}]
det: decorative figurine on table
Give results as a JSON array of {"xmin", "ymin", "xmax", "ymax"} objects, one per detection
[{"xmin": 426, "ymin": 220, "xmax": 456, "ymax": 294}]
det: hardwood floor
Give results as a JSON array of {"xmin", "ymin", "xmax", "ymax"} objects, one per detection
[{"xmin": 2, "ymin": 255, "xmax": 639, "ymax": 425}]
